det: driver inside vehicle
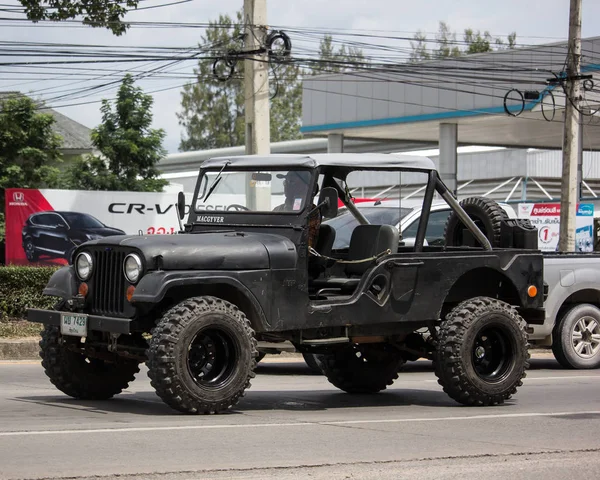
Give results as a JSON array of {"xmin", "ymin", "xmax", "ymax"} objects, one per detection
[{"xmin": 273, "ymin": 171, "xmax": 321, "ymax": 248}]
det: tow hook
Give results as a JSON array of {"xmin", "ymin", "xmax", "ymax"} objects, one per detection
[{"xmin": 108, "ymin": 333, "xmax": 121, "ymax": 352}]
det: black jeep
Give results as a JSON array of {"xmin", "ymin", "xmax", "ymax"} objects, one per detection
[{"xmin": 27, "ymin": 154, "xmax": 545, "ymax": 414}]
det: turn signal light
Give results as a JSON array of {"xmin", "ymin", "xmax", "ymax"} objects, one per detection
[
  {"xmin": 78, "ymin": 283, "xmax": 88, "ymax": 297},
  {"xmin": 126, "ymin": 285, "xmax": 136, "ymax": 302},
  {"xmin": 527, "ymin": 285, "xmax": 538, "ymax": 298}
]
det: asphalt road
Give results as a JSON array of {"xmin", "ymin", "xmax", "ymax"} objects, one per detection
[{"xmin": 1, "ymin": 354, "xmax": 600, "ymax": 480}]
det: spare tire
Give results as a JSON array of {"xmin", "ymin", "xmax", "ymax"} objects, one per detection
[{"xmin": 444, "ymin": 196, "xmax": 507, "ymax": 248}]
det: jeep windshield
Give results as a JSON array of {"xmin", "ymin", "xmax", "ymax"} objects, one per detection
[{"xmin": 194, "ymin": 169, "xmax": 314, "ymax": 213}]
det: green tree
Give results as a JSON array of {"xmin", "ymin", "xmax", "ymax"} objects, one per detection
[
  {"xmin": 409, "ymin": 32, "xmax": 431, "ymax": 63},
  {"xmin": 177, "ymin": 14, "xmax": 366, "ymax": 151},
  {"xmin": 313, "ymin": 34, "xmax": 366, "ymax": 74},
  {"xmin": 434, "ymin": 21, "xmax": 462, "ymax": 59},
  {"xmin": 410, "ymin": 21, "xmax": 517, "ymax": 62},
  {"xmin": 177, "ymin": 12, "xmax": 246, "ymax": 151},
  {"xmin": 0, "ymin": 94, "xmax": 64, "ymax": 241},
  {"xmin": 464, "ymin": 28, "xmax": 493, "ymax": 54},
  {"xmin": 64, "ymin": 74, "xmax": 167, "ymax": 192},
  {"xmin": 177, "ymin": 11, "xmax": 308, "ymax": 151},
  {"xmin": 18, "ymin": 0, "xmax": 139, "ymax": 36}
]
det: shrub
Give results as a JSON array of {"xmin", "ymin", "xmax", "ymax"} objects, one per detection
[{"xmin": 0, "ymin": 266, "xmax": 60, "ymax": 320}]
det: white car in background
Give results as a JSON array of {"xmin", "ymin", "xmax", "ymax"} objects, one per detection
[{"xmin": 325, "ymin": 199, "xmax": 517, "ymax": 250}]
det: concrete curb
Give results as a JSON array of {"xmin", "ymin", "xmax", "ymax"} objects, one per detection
[
  {"xmin": 0, "ymin": 337, "xmax": 40, "ymax": 360},
  {"xmin": 0, "ymin": 336, "xmax": 555, "ymax": 361}
]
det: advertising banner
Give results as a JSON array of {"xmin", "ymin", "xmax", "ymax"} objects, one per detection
[
  {"xmin": 517, "ymin": 202, "xmax": 595, "ymax": 252},
  {"xmin": 5, "ymin": 188, "xmax": 194, "ymax": 266},
  {"xmin": 5, "ymin": 187, "xmax": 381, "ymax": 265}
]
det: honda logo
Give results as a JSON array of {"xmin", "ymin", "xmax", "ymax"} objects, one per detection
[{"xmin": 13, "ymin": 192, "xmax": 24, "ymax": 202}]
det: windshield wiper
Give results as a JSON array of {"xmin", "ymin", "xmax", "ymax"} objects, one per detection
[{"xmin": 203, "ymin": 160, "xmax": 230, "ymax": 204}]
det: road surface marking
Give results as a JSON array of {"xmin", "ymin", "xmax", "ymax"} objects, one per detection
[
  {"xmin": 1, "ymin": 410, "xmax": 600, "ymax": 437},
  {"xmin": 423, "ymin": 375, "xmax": 600, "ymax": 382}
]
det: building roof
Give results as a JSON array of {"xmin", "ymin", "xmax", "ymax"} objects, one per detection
[
  {"xmin": 300, "ymin": 37, "xmax": 600, "ymax": 150},
  {"xmin": 201, "ymin": 153, "xmax": 436, "ymax": 172},
  {"xmin": 0, "ymin": 91, "xmax": 93, "ymax": 152}
]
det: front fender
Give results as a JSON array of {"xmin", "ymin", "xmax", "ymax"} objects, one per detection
[
  {"xmin": 131, "ymin": 270, "xmax": 269, "ymax": 330},
  {"xmin": 43, "ymin": 266, "xmax": 77, "ymax": 299}
]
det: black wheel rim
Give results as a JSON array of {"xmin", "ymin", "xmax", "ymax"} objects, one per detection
[
  {"xmin": 471, "ymin": 324, "xmax": 514, "ymax": 383},
  {"xmin": 187, "ymin": 327, "xmax": 238, "ymax": 388}
]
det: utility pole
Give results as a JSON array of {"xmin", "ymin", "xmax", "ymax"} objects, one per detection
[
  {"xmin": 558, "ymin": 0, "xmax": 582, "ymax": 252},
  {"xmin": 243, "ymin": 0, "xmax": 270, "ymax": 156}
]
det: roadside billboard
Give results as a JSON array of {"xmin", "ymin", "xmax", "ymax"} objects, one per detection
[
  {"xmin": 4, "ymin": 188, "xmax": 193, "ymax": 266},
  {"xmin": 518, "ymin": 203, "xmax": 595, "ymax": 252},
  {"xmin": 5, "ymin": 187, "xmax": 381, "ymax": 265}
]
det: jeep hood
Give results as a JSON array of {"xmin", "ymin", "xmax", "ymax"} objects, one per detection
[{"xmin": 83, "ymin": 231, "xmax": 297, "ymax": 270}]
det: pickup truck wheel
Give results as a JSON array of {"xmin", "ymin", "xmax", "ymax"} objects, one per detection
[
  {"xmin": 434, "ymin": 297, "xmax": 529, "ymax": 406},
  {"xmin": 39, "ymin": 325, "xmax": 140, "ymax": 400},
  {"xmin": 146, "ymin": 296, "xmax": 258, "ymax": 414},
  {"xmin": 552, "ymin": 304, "xmax": 600, "ymax": 369},
  {"xmin": 319, "ymin": 344, "xmax": 404, "ymax": 393},
  {"xmin": 444, "ymin": 197, "xmax": 507, "ymax": 247}
]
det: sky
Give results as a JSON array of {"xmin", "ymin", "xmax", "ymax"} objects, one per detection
[{"xmin": 1, "ymin": 0, "xmax": 600, "ymax": 154}]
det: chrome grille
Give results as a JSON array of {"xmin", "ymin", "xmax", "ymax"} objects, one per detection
[{"xmin": 90, "ymin": 249, "xmax": 126, "ymax": 316}]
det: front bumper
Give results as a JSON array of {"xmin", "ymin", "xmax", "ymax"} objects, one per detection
[{"xmin": 27, "ymin": 309, "xmax": 132, "ymax": 335}]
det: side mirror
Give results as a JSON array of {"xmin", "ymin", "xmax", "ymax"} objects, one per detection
[
  {"xmin": 177, "ymin": 191, "xmax": 186, "ymax": 220},
  {"xmin": 317, "ymin": 187, "xmax": 339, "ymax": 219}
]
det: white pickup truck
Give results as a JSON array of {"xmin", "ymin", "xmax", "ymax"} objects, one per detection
[{"xmin": 323, "ymin": 197, "xmax": 600, "ymax": 370}]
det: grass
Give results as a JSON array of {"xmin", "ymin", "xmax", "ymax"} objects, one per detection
[{"xmin": 0, "ymin": 318, "xmax": 43, "ymax": 339}]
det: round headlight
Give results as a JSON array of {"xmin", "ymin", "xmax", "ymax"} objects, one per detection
[
  {"xmin": 75, "ymin": 252, "xmax": 93, "ymax": 281},
  {"xmin": 124, "ymin": 254, "xmax": 143, "ymax": 284}
]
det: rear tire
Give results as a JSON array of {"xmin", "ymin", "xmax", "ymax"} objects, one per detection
[
  {"xmin": 552, "ymin": 304, "xmax": 600, "ymax": 369},
  {"xmin": 444, "ymin": 196, "xmax": 507, "ymax": 247},
  {"xmin": 434, "ymin": 297, "xmax": 529, "ymax": 406},
  {"xmin": 319, "ymin": 344, "xmax": 404, "ymax": 393},
  {"xmin": 40, "ymin": 325, "xmax": 139, "ymax": 400},
  {"xmin": 146, "ymin": 296, "xmax": 258, "ymax": 414},
  {"xmin": 302, "ymin": 353, "xmax": 323, "ymax": 374}
]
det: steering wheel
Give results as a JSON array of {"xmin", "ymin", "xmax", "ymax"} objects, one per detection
[{"xmin": 226, "ymin": 204, "xmax": 250, "ymax": 212}]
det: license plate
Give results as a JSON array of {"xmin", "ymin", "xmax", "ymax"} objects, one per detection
[{"xmin": 60, "ymin": 313, "xmax": 88, "ymax": 337}]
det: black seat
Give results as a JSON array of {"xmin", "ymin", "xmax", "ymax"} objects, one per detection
[
  {"xmin": 344, "ymin": 224, "xmax": 399, "ymax": 276},
  {"xmin": 316, "ymin": 224, "xmax": 335, "ymax": 257},
  {"xmin": 311, "ymin": 224, "xmax": 399, "ymax": 292}
]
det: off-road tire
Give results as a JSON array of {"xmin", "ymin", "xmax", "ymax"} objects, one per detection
[
  {"xmin": 552, "ymin": 304, "xmax": 600, "ymax": 369},
  {"xmin": 434, "ymin": 297, "xmax": 529, "ymax": 406},
  {"xmin": 146, "ymin": 296, "xmax": 258, "ymax": 414},
  {"xmin": 40, "ymin": 325, "xmax": 139, "ymax": 400},
  {"xmin": 302, "ymin": 353, "xmax": 323, "ymax": 374},
  {"xmin": 444, "ymin": 196, "xmax": 508, "ymax": 248},
  {"xmin": 319, "ymin": 344, "xmax": 404, "ymax": 393},
  {"xmin": 256, "ymin": 352, "xmax": 267, "ymax": 363}
]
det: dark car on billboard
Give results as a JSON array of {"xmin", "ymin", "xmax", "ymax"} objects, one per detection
[{"xmin": 22, "ymin": 211, "xmax": 125, "ymax": 262}]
